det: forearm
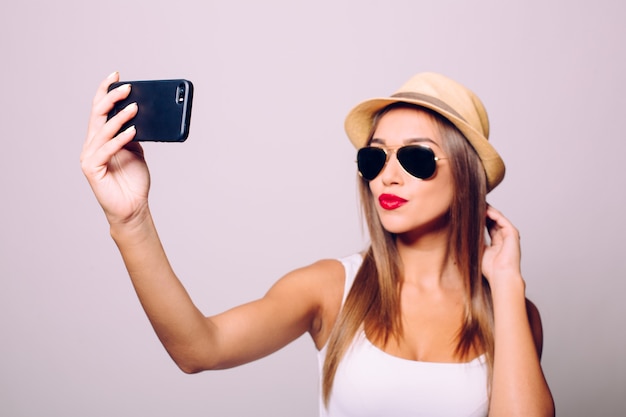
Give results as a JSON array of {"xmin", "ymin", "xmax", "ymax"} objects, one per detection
[
  {"xmin": 489, "ymin": 277, "xmax": 555, "ymax": 417},
  {"xmin": 110, "ymin": 208, "xmax": 215, "ymax": 373}
]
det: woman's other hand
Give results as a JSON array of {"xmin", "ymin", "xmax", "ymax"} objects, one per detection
[{"xmin": 482, "ymin": 205, "xmax": 523, "ymax": 290}]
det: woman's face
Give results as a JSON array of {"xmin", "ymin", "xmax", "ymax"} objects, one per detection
[{"xmin": 368, "ymin": 107, "xmax": 454, "ymax": 240}]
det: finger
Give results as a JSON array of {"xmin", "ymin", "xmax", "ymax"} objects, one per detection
[
  {"xmin": 485, "ymin": 204, "xmax": 504, "ymax": 222},
  {"xmin": 486, "ymin": 205, "xmax": 512, "ymax": 229},
  {"xmin": 93, "ymin": 82, "xmax": 131, "ymax": 116},
  {"xmin": 81, "ymin": 125, "xmax": 137, "ymax": 177},
  {"xmin": 485, "ymin": 219, "xmax": 504, "ymax": 246},
  {"xmin": 88, "ymin": 72, "xmax": 122, "ymax": 132},
  {"xmin": 486, "ymin": 205, "xmax": 520, "ymax": 242},
  {"xmin": 91, "ymin": 71, "xmax": 120, "ymax": 107},
  {"xmin": 123, "ymin": 140, "xmax": 144, "ymax": 158},
  {"xmin": 84, "ymin": 101, "xmax": 138, "ymax": 156},
  {"xmin": 87, "ymin": 82, "xmax": 133, "ymax": 141}
]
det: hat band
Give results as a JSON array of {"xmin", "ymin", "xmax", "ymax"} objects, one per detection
[{"xmin": 391, "ymin": 92, "xmax": 466, "ymax": 122}]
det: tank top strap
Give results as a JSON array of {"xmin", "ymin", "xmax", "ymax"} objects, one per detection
[{"xmin": 338, "ymin": 253, "xmax": 364, "ymax": 307}]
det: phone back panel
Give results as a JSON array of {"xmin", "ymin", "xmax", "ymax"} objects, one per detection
[{"xmin": 108, "ymin": 79, "xmax": 193, "ymax": 142}]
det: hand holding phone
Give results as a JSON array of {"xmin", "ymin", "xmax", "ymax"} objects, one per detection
[{"xmin": 107, "ymin": 79, "xmax": 194, "ymax": 142}]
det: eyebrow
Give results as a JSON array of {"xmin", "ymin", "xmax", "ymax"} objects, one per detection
[{"xmin": 370, "ymin": 137, "xmax": 441, "ymax": 148}]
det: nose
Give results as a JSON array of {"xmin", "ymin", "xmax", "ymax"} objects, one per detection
[{"xmin": 378, "ymin": 149, "xmax": 404, "ymax": 185}]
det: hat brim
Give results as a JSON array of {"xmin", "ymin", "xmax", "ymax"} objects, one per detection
[{"xmin": 344, "ymin": 97, "xmax": 505, "ymax": 191}]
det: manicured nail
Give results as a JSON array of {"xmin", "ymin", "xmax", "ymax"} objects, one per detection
[
  {"xmin": 107, "ymin": 71, "xmax": 119, "ymax": 79},
  {"xmin": 116, "ymin": 83, "xmax": 131, "ymax": 92},
  {"xmin": 123, "ymin": 125, "xmax": 136, "ymax": 134},
  {"xmin": 123, "ymin": 102, "xmax": 138, "ymax": 112}
]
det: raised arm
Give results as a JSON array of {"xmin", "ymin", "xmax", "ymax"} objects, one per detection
[
  {"xmin": 482, "ymin": 205, "xmax": 555, "ymax": 417},
  {"xmin": 80, "ymin": 73, "xmax": 340, "ymax": 373},
  {"xmin": 111, "ymin": 215, "xmax": 337, "ymax": 373}
]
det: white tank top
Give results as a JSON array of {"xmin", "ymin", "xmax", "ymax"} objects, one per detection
[{"xmin": 317, "ymin": 254, "xmax": 489, "ymax": 417}]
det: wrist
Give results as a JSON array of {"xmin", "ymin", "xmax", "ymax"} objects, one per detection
[
  {"xmin": 109, "ymin": 204, "xmax": 154, "ymax": 244},
  {"xmin": 488, "ymin": 272, "xmax": 526, "ymax": 298}
]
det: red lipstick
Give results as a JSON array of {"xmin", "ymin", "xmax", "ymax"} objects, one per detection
[{"xmin": 378, "ymin": 194, "xmax": 408, "ymax": 210}]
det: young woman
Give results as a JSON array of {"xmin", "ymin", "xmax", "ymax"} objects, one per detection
[{"xmin": 81, "ymin": 71, "xmax": 554, "ymax": 416}]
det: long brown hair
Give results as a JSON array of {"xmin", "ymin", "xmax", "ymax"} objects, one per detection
[{"xmin": 322, "ymin": 103, "xmax": 494, "ymax": 405}]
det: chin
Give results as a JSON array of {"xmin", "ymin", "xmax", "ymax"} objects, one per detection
[{"xmin": 378, "ymin": 211, "xmax": 450, "ymax": 238}]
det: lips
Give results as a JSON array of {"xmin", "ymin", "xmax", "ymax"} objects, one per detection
[{"xmin": 378, "ymin": 193, "xmax": 408, "ymax": 210}]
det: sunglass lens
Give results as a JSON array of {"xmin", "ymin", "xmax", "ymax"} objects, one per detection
[
  {"xmin": 397, "ymin": 146, "xmax": 437, "ymax": 179},
  {"xmin": 357, "ymin": 147, "xmax": 387, "ymax": 180}
]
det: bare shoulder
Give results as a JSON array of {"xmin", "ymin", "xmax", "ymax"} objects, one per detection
[
  {"xmin": 273, "ymin": 258, "xmax": 346, "ymax": 349},
  {"xmin": 525, "ymin": 298, "xmax": 545, "ymax": 357},
  {"xmin": 279, "ymin": 258, "xmax": 345, "ymax": 283},
  {"xmin": 268, "ymin": 258, "xmax": 345, "ymax": 298}
]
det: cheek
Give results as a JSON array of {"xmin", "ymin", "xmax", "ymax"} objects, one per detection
[
  {"xmin": 367, "ymin": 178, "xmax": 382, "ymax": 196},
  {"xmin": 413, "ymin": 174, "xmax": 455, "ymax": 212},
  {"xmin": 431, "ymin": 176, "xmax": 455, "ymax": 207},
  {"xmin": 440, "ymin": 187, "xmax": 455, "ymax": 213},
  {"xmin": 418, "ymin": 184, "xmax": 452, "ymax": 210}
]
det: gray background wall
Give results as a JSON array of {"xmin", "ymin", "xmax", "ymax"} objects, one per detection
[{"xmin": 1, "ymin": 1, "xmax": 624, "ymax": 416}]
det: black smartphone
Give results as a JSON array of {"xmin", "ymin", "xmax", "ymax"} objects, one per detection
[{"xmin": 107, "ymin": 79, "xmax": 194, "ymax": 142}]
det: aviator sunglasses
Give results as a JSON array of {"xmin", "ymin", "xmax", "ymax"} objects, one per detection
[{"xmin": 357, "ymin": 145, "xmax": 446, "ymax": 181}]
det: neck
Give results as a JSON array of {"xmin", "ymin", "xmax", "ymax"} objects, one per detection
[{"xmin": 395, "ymin": 224, "xmax": 462, "ymax": 290}]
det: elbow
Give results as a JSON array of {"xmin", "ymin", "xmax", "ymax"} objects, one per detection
[
  {"xmin": 544, "ymin": 396, "xmax": 556, "ymax": 417},
  {"xmin": 489, "ymin": 391, "xmax": 555, "ymax": 417},
  {"xmin": 173, "ymin": 352, "xmax": 224, "ymax": 374},
  {"xmin": 528, "ymin": 397, "xmax": 557, "ymax": 417},
  {"xmin": 174, "ymin": 354, "xmax": 235, "ymax": 374},
  {"xmin": 533, "ymin": 385, "xmax": 556, "ymax": 417},
  {"xmin": 161, "ymin": 329, "xmax": 229, "ymax": 374},
  {"xmin": 168, "ymin": 348, "xmax": 221, "ymax": 374},
  {"xmin": 177, "ymin": 362, "xmax": 206, "ymax": 375},
  {"xmin": 174, "ymin": 356, "xmax": 218, "ymax": 374}
]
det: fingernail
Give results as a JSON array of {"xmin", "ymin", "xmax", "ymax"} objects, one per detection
[
  {"xmin": 107, "ymin": 71, "xmax": 119, "ymax": 79},
  {"xmin": 124, "ymin": 102, "xmax": 138, "ymax": 112},
  {"xmin": 123, "ymin": 125, "xmax": 136, "ymax": 134},
  {"xmin": 117, "ymin": 83, "xmax": 131, "ymax": 92}
]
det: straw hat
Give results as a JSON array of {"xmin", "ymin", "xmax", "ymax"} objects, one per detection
[{"xmin": 344, "ymin": 72, "xmax": 505, "ymax": 191}]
